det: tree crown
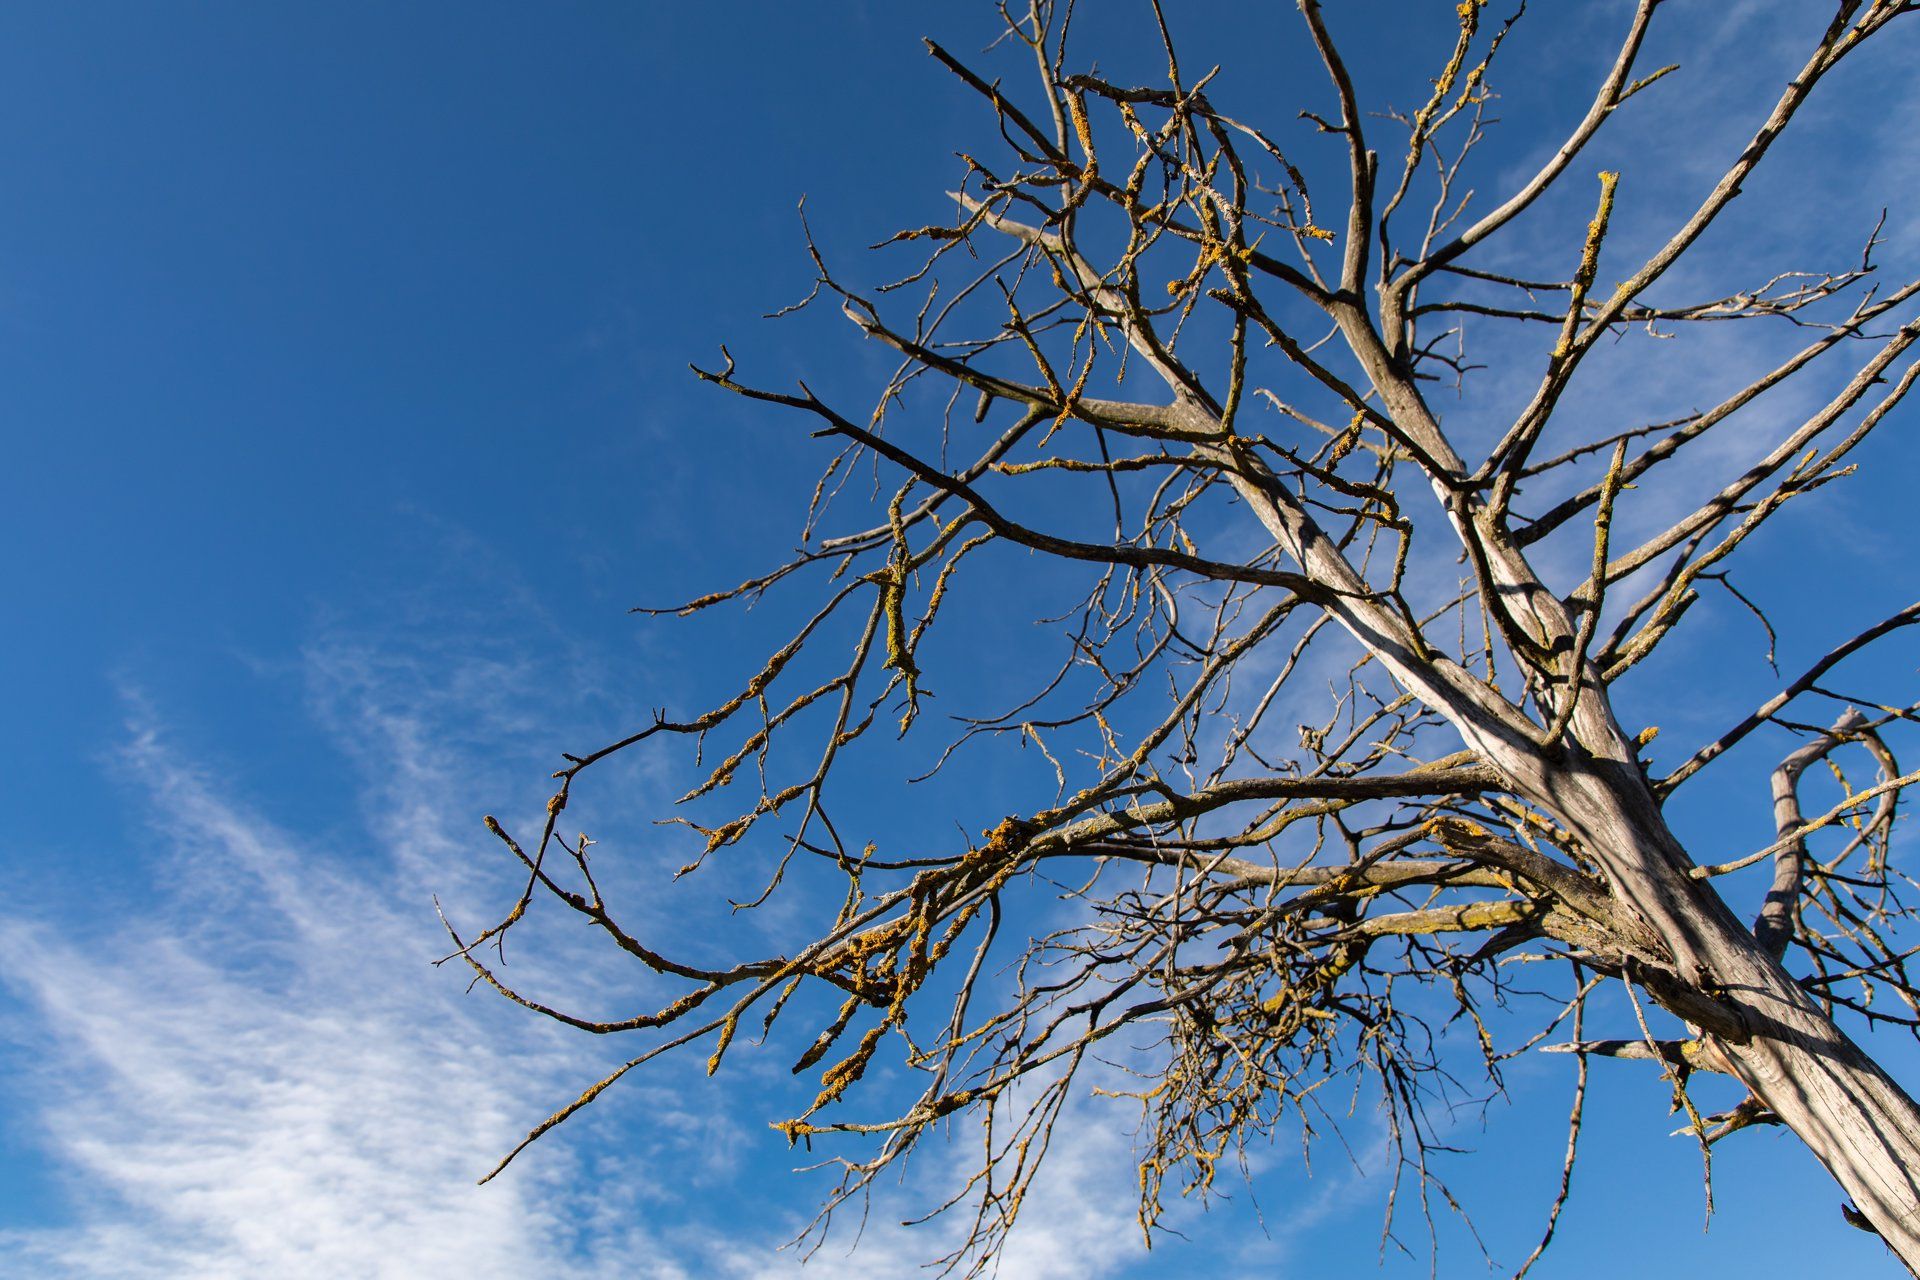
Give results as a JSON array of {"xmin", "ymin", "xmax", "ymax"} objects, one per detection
[{"xmin": 450, "ymin": 3, "xmax": 1920, "ymax": 1272}]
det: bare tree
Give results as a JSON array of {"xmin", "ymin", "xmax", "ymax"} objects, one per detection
[{"xmin": 450, "ymin": 1, "xmax": 1920, "ymax": 1272}]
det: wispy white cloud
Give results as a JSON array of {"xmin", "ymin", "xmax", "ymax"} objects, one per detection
[
  {"xmin": 0, "ymin": 706, "xmax": 654, "ymax": 1278},
  {"xmin": 0, "ymin": 634, "xmax": 1163, "ymax": 1279}
]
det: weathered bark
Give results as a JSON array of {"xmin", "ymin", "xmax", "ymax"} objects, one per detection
[
  {"xmin": 1361, "ymin": 624, "xmax": 1920, "ymax": 1265},
  {"xmin": 1553, "ymin": 758, "xmax": 1920, "ymax": 1269}
]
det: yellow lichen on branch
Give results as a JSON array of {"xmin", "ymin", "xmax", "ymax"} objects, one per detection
[
  {"xmin": 814, "ymin": 1024, "xmax": 887, "ymax": 1111},
  {"xmin": 1556, "ymin": 171, "xmax": 1620, "ymax": 358},
  {"xmin": 706, "ymin": 1010, "xmax": 741, "ymax": 1076},
  {"xmin": 771, "ymin": 1117, "xmax": 824, "ymax": 1145}
]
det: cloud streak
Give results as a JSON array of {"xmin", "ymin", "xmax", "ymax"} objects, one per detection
[
  {"xmin": 0, "ymin": 631, "xmax": 1159, "ymax": 1279},
  {"xmin": 0, "ymin": 709, "xmax": 636, "ymax": 1278}
]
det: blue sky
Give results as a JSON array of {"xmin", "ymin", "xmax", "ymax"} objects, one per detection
[{"xmin": 3, "ymin": 3, "xmax": 1918, "ymax": 1276}]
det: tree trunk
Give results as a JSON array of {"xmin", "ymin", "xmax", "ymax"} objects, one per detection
[
  {"xmin": 1214, "ymin": 367, "xmax": 1920, "ymax": 1261},
  {"xmin": 1712, "ymin": 942, "xmax": 1920, "ymax": 1268},
  {"xmin": 1551, "ymin": 756, "xmax": 1920, "ymax": 1270}
]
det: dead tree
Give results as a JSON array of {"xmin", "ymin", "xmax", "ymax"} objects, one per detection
[{"xmin": 451, "ymin": 2, "xmax": 1920, "ymax": 1271}]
